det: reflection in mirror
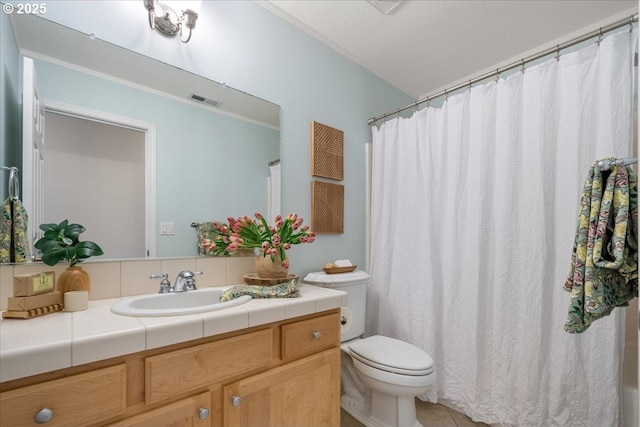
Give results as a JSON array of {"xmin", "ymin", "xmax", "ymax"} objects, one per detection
[{"xmin": 1, "ymin": 12, "xmax": 280, "ymax": 260}]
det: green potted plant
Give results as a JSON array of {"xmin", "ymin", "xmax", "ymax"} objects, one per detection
[{"xmin": 34, "ymin": 219, "xmax": 104, "ymax": 295}]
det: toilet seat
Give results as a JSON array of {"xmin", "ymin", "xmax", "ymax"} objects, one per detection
[{"xmin": 348, "ymin": 335, "xmax": 434, "ymax": 376}]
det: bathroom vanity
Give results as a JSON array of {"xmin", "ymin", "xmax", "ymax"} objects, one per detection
[{"xmin": 0, "ymin": 284, "xmax": 345, "ymax": 426}]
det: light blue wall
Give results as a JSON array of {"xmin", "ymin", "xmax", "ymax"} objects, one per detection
[
  {"xmin": 32, "ymin": 60, "xmax": 279, "ymax": 257},
  {"xmin": 19, "ymin": 1, "xmax": 414, "ymax": 275},
  {"xmin": 0, "ymin": 10, "xmax": 21, "ymax": 202}
]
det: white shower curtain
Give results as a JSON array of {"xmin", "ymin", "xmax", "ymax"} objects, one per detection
[{"xmin": 368, "ymin": 27, "xmax": 637, "ymax": 427}]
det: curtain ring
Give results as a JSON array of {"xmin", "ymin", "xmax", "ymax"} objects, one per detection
[
  {"xmin": 444, "ymin": 89, "xmax": 449, "ymax": 101},
  {"xmin": 520, "ymin": 59, "xmax": 525, "ymax": 73},
  {"xmin": 495, "ymin": 68, "xmax": 500, "ymax": 82},
  {"xmin": 597, "ymin": 28, "xmax": 603, "ymax": 45},
  {"xmin": 555, "ymin": 45, "xmax": 561, "ymax": 61},
  {"xmin": 8, "ymin": 167, "xmax": 19, "ymax": 200}
]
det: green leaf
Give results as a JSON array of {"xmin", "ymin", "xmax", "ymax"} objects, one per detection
[
  {"xmin": 40, "ymin": 246, "xmax": 67, "ymax": 266},
  {"xmin": 75, "ymin": 241, "xmax": 104, "ymax": 259}
]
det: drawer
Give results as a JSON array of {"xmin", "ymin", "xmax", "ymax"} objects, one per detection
[
  {"xmin": 0, "ymin": 364, "xmax": 126, "ymax": 427},
  {"xmin": 281, "ymin": 312, "xmax": 340, "ymax": 361},
  {"xmin": 145, "ymin": 329, "xmax": 273, "ymax": 404}
]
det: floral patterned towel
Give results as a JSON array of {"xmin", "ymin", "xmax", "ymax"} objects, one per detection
[
  {"xmin": 196, "ymin": 222, "xmax": 216, "ymax": 256},
  {"xmin": 563, "ymin": 158, "xmax": 638, "ymax": 333},
  {"xmin": 220, "ymin": 280, "xmax": 300, "ymax": 302},
  {"xmin": 0, "ymin": 198, "xmax": 31, "ymax": 263}
]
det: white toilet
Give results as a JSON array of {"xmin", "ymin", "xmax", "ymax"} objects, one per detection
[{"xmin": 304, "ymin": 270, "xmax": 435, "ymax": 427}]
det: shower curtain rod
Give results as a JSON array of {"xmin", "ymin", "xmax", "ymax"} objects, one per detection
[{"xmin": 368, "ymin": 13, "xmax": 638, "ymax": 126}]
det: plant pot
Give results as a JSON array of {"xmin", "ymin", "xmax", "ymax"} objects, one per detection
[
  {"xmin": 58, "ymin": 266, "xmax": 91, "ymax": 296},
  {"xmin": 256, "ymin": 253, "xmax": 289, "ymax": 279}
]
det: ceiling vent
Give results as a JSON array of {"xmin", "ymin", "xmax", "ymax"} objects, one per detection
[{"xmin": 189, "ymin": 93, "xmax": 222, "ymax": 108}]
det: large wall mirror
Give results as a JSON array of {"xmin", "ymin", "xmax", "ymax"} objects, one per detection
[{"xmin": 1, "ymin": 12, "xmax": 280, "ymax": 260}]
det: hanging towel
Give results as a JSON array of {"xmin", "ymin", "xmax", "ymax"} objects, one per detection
[
  {"xmin": 563, "ymin": 158, "xmax": 638, "ymax": 333},
  {"xmin": 0, "ymin": 197, "xmax": 31, "ymax": 263},
  {"xmin": 220, "ymin": 279, "xmax": 300, "ymax": 302},
  {"xmin": 195, "ymin": 222, "xmax": 217, "ymax": 256}
]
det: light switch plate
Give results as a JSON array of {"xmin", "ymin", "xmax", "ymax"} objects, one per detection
[{"xmin": 160, "ymin": 222, "xmax": 175, "ymax": 235}]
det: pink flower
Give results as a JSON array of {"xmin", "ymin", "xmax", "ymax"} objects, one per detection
[
  {"xmin": 255, "ymin": 212, "xmax": 264, "ymax": 220},
  {"xmin": 283, "ymin": 243, "xmax": 291, "ymax": 250},
  {"xmin": 281, "ymin": 258, "xmax": 289, "ymax": 268}
]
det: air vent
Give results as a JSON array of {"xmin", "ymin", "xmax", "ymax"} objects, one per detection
[{"xmin": 189, "ymin": 94, "xmax": 222, "ymax": 107}]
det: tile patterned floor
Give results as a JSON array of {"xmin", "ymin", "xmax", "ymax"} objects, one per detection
[{"xmin": 341, "ymin": 398, "xmax": 489, "ymax": 427}]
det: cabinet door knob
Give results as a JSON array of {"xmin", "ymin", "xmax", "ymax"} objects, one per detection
[
  {"xmin": 232, "ymin": 396, "xmax": 242, "ymax": 406},
  {"xmin": 198, "ymin": 407, "xmax": 209, "ymax": 420},
  {"xmin": 34, "ymin": 407, "xmax": 53, "ymax": 424},
  {"xmin": 312, "ymin": 331, "xmax": 322, "ymax": 340}
]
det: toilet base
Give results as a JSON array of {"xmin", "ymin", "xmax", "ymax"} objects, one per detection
[{"xmin": 341, "ymin": 393, "xmax": 423, "ymax": 427}]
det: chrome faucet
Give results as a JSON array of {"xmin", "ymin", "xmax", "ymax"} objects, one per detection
[
  {"xmin": 150, "ymin": 273, "xmax": 173, "ymax": 293},
  {"xmin": 173, "ymin": 270, "xmax": 202, "ymax": 292},
  {"xmin": 150, "ymin": 271, "xmax": 202, "ymax": 293}
]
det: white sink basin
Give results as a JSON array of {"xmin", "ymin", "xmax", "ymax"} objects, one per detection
[{"xmin": 111, "ymin": 288, "xmax": 252, "ymax": 317}]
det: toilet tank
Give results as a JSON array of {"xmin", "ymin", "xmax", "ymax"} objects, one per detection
[{"xmin": 303, "ymin": 269, "xmax": 369, "ymax": 342}]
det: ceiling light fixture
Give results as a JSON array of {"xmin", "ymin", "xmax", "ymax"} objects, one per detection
[{"xmin": 144, "ymin": 0, "xmax": 200, "ymax": 43}]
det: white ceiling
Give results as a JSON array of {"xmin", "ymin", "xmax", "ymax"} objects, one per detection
[{"xmin": 262, "ymin": 1, "xmax": 638, "ymax": 100}]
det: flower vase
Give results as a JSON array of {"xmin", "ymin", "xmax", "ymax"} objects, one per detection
[
  {"xmin": 58, "ymin": 266, "xmax": 91, "ymax": 296},
  {"xmin": 256, "ymin": 253, "xmax": 289, "ymax": 279}
]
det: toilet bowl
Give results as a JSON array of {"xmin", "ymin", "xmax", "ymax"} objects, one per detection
[
  {"xmin": 341, "ymin": 336, "xmax": 435, "ymax": 427},
  {"xmin": 304, "ymin": 270, "xmax": 436, "ymax": 427}
]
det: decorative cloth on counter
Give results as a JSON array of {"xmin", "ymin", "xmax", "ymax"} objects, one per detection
[
  {"xmin": 563, "ymin": 158, "xmax": 638, "ymax": 333},
  {"xmin": 220, "ymin": 279, "xmax": 300, "ymax": 302},
  {"xmin": 0, "ymin": 197, "xmax": 31, "ymax": 263}
]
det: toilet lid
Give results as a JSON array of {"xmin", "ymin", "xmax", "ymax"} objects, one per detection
[{"xmin": 348, "ymin": 335, "xmax": 434, "ymax": 376}]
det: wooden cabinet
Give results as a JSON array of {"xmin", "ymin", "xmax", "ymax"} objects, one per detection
[
  {"xmin": 145, "ymin": 329, "xmax": 273, "ymax": 405},
  {"xmin": 0, "ymin": 309, "xmax": 340, "ymax": 427},
  {"xmin": 108, "ymin": 392, "xmax": 211, "ymax": 427},
  {"xmin": 0, "ymin": 364, "xmax": 126, "ymax": 427},
  {"xmin": 223, "ymin": 348, "xmax": 340, "ymax": 427}
]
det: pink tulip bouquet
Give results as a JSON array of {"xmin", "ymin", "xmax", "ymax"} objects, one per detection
[{"xmin": 201, "ymin": 213, "xmax": 315, "ymax": 267}]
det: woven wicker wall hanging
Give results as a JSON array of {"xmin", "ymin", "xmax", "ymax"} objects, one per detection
[{"xmin": 311, "ymin": 121, "xmax": 343, "ymax": 181}]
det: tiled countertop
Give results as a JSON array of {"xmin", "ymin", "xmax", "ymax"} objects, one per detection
[{"xmin": 0, "ymin": 284, "xmax": 347, "ymax": 383}]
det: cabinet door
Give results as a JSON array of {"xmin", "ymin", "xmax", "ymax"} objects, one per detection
[
  {"xmin": 108, "ymin": 391, "xmax": 211, "ymax": 427},
  {"xmin": 223, "ymin": 348, "xmax": 340, "ymax": 427},
  {"xmin": 0, "ymin": 364, "xmax": 126, "ymax": 427}
]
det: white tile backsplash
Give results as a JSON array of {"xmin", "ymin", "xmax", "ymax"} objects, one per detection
[{"xmin": 1, "ymin": 256, "xmax": 257, "ymax": 309}]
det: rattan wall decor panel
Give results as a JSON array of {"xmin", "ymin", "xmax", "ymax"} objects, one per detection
[
  {"xmin": 311, "ymin": 121, "xmax": 343, "ymax": 181},
  {"xmin": 311, "ymin": 181, "xmax": 344, "ymax": 234}
]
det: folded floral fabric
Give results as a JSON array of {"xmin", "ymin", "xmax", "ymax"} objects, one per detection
[
  {"xmin": 220, "ymin": 279, "xmax": 300, "ymax": 302},
  {"xmin": 563, "ymin": 158, "xmax": 638, "ymax": 333}
]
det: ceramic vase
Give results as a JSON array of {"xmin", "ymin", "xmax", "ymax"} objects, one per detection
[
  {"xmin": 58, "ymin": 266, "xmax": 91, "ymax": 296},
  {"xmin": 256, "ymin": 253, "xmax": 289, "ymax": 279}
]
